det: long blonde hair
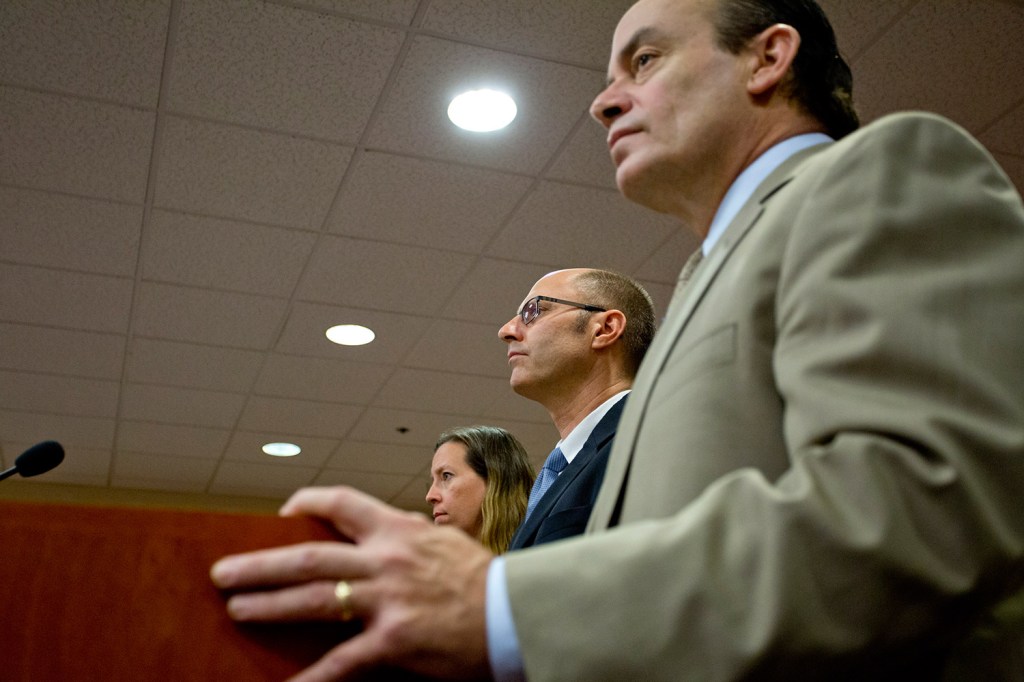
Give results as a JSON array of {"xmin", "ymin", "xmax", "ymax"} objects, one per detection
[{"xmin": 435, "ymin": 426, "xmax": 535, "ymax": 553}]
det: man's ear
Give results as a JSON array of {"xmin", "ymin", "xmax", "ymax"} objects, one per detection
[
  {"xmin": 591, "ymin": 310, "xmax": 627, "ymax": 350},
  {"xmin": 747, "ymin": 23, "xmax": 801, "ymax": 96}
]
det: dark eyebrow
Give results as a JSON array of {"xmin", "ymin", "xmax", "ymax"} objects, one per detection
[{"xmin": 607, "ymin": 26, "xmax": 662, "ymax": 86}]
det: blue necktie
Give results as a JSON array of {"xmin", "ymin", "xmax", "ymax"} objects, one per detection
[{"xmin": 524, "ymin": 447, "xmax": 567, "ymax": 521}]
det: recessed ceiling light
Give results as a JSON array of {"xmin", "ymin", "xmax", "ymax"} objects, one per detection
[
  {"xmin": 262, "ymin": 442, "xmax": 301, "ymax": 457},
  {"xmin": 326, "ymin": 324, "xmax": 375, "ymax": 346},
  {"xmin": 447, "ymin": 89, "xmax": 517, "ymax": 132}
]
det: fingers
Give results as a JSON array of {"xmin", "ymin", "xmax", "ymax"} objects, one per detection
[
  {"xmin": 211, "ymin": 540, "xmax": 373, "ymax": 591},
  {"xmin": 213, "ymin": 486, "xmax": 396, "ymax": 591},
  {"xmin": 280, "ymin": 486, "xmax": 399, "ymax": 542},
  {"xmin": 225, "ymin": 579, "xmax": 359, "ymax": 623},
  {"xmin": 210, "ymin": 486, "xmax": 489, "ymax": 680},
  {"xmin": 286, "ymin": 632, "xmax": 380, "ymax": 682}
]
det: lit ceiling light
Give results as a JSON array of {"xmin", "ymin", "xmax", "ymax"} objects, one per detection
[
  {"xmin": 447, "ymin": 89, "xmax": 517, "ymax": 132},
  {"xmin": 326, "ymin": 324, "xmax": 375, "ymax": 346},
  {"xmin": 262, "ymin": 442, "xmax": 301, "ymax": 457}
]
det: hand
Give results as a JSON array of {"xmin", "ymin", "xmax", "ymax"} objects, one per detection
[{"xmin": 210, "ymin": 486, "xmax": 495, "ymax": 681}]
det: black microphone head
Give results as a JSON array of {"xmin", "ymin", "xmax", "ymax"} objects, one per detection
[{"xmin": 15, "ymin": 440, "xmax": 65, "ymax": 477}]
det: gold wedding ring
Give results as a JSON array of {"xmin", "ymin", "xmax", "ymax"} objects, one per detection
[{"xmin": 334, "ymin": 580, "xmax": 354, "ymax": 621}]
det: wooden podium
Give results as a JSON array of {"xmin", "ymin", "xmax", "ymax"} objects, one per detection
[{"xmin": 0, "ymin": 500, "xmax": 355, "ymax": 681}]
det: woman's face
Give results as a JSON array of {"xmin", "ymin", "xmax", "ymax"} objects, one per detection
[{"xmin": 426, "ymin": 441, "xmax": 487, "ymax": 539}]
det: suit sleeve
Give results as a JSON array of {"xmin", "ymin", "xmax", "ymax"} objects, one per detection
[{"xmin": 502, "ymin": 114, "xmax": 1024, "ymax": 681}]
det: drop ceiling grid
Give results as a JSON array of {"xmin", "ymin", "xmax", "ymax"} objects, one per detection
[
  {"xmin": 119, "ymin": 0, "xmax": 626, "ymax": 507},
  {"xmin": 847, "ymin": 0, "xmax": 1024, "ymax": 130},
  {"xmin": 1, "ymin": 0, "xmax": 1022, "ymax": 514}
]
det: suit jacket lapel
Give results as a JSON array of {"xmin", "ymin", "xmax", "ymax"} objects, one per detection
[
  {"xmin": 587, "ymin": 144, "xmax": 827, "ymax": 531},
  {"xmin": 510, "ymin": 399, "xmax": 625, "ymax": 549}
]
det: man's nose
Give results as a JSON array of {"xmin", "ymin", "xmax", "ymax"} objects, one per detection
[
  {"xmin": 499, "ymin": 316, "xmax": 522, "ymax": 342},
  {"xmin": 590, "ymin": 82, "xmax": 626, "ymax": 128}
]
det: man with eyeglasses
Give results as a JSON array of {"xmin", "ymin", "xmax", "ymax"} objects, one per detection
[{"xmin": 498, "ymin": 268, "xmax": 655, "ymax": 550}]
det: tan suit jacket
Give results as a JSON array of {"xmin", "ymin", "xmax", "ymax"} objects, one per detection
[{"xmin": 505, "ymin": 113, "xmax": 1024, "ymax": 680}]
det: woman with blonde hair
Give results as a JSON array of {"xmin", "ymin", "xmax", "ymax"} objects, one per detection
[{"xmin": 426, "ymin": 425, "xmax": 535, "ymax": 554}]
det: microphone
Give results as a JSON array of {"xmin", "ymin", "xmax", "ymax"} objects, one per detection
[{"xmin": 0, "ymin": 440, "xmax": 65, "ymax": 482}]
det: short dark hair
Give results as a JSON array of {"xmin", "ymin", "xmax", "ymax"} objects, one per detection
[
  {"xmin": 712, "ymin": 0, "xmax": 859, "ymax": 139},
  {"xmin": 572, "ymin": 269, "xmax": 656, "ymax": 377}
]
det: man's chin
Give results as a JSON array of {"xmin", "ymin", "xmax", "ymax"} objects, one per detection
[
  {"xmin": 509, "ymin": 378, "xmax": 535, "ymax": 399},
  {"xmin": 621, "ymin": 174, "xmax": 678, "ymax": 217},
  {"xmin": 617, "ymin": 163, "xmax": 652, "ymax": 205}
]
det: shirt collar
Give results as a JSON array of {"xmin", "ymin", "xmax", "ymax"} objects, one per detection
[
  {"xmin": 557, "ymin": 390, "xmax": 629, "ymax": 464},
  {"xmin": 703, "ymin": 133, "xmax": 832, "ymax": 255}
]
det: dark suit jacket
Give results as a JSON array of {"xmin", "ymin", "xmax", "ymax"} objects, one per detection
[{"xmin": 507, "ymin": 397, "xmax": 626, "ymax": 550}]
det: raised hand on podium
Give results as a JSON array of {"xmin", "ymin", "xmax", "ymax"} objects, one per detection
[{"xmin": 211, "ymin": 486, "xmax": 493, "ymax": 681}]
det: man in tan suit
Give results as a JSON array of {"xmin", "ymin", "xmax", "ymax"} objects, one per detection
[{"xmin": 212, "ymin": 0, "xmax": 1024, "ymax": 679}]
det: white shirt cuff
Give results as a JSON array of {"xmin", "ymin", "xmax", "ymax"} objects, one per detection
[{"xmin": 486, "ymin": 556, "xmax": 527, "ymax": 682}]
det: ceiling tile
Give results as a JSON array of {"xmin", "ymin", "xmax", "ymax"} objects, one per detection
[
  {"xmin": 817, "ymin": 0, "xmax": 916, "ymax": 59},
  {"xmin": 404, "ymin": 319, "xmax": 510, "ymax": 378},
  {"xmin": 299, "ymin": 0, "xmax": 419, "ymax": 24},
  {"xmin": 851, "ymin": 0, "xmax": 1024, "ymax": 130},
  {"xmin": 0, "ymin": 0, "xmax": 169, "ymax": 107},
  {"xmin": 545, "ymin": 117, "xmax": 618, "ymax": 189},
  {"xmin": 365, "ymin": 36, "xmax": 603, "ymax": 174},
  {"xmin": 420, "ymin": 0, "xmax": 633, "ymax": 68},
  {"xmin": 208, "ymin": 460, "xmax": 320, "ymax": 498},
  {"xmin": 488, "ymin": 181, "xmax": 676, "ymax": 271},
  {"xmin": 223, "ymin": 430, "xmax": 339, "ymax": 468},
  {"xmin": 979, "ymin": 103, "xmax": 1024, "ymax": 158},
  {"xmin": 327, "ymin": 151, "xmax": 533, "ymax": 252},
  {"xmin": 275, "ymin": 301, "xmax": 432, "ymax": 364},
  {"xmin": 471, "ymin": 417, "xmax": 560, "ymax": 466},
  {"xmin": 632, "ymin": 228, "xmax": 700, "ymax": 285},
  {"xmin": 154, "ymin": 116, "xmax": 352, "ymax": 229},
  {"xmin": 0, "ymin": 411, "xmax": 115, "ymax": 450},
  {"xmin": 346, "ymin": 407, "xmax": 481, "ymax": 449},
  {"xmin": 0, "ymin": 370, "xmax": 120, "ymax": 418},
  {"xmin": 126, "ymin": 338, "xmax": 264, "ymax": 392},
  {"xmin": 389, "ymin": 477, "xmax": 433, "ymax": 515},
  {"xmin": 142, "ymin": 209, "xmax": 317, "ymax": 296},
  {"xmin": 479, "ymin": 387, "xmax": 552, "ymax": 425},
  {"xmin": 120, "ymin": 384, "xmax": 246, "ymax": 428},
  {"xmin": 236, "ymin": 396, "xmax": 364, "ymax": 439},
  {"xmin": 116, "ymin": 421, "xmax": 230, "ymax": 459},
  {"xmin": 991, "ymin": 152, "xmax": 1024, "ymax": 195},
  {"xmin": 0, "ymin": 87, "xmax": 154, "ymax": 202},
  {"xmin": 296, "ymin": 236, "xmax": 476, "ymax": 314},
  {"xmin": 313, "ymin": 469, "xmax": 415, "ymax": 502},
  {"xmin": 168, "ymin": 0, "xmax": 404, "ymax": 141},
  {"xmin": 133, "ymin": 282, "xmax": 288, "ymax": 349},
  {"xmin": 634, "ymin": 279, "xmax": 675, "ymax": 323},
  {"xmin": 439, "ymin": 258, "xmax": 555, "ymax": 326},
  {"xmin": 112, "ymin": 450, "xmax": 218, "ymax": 492},
  {"xmin": 373, "ymin": 367, "xmax": 510, "ymax": 416},
  {"xmin": 0, "ymin": 187, "xmax": 142, "ymax": 277},
  {"xmin": 0, "ymin": 323, "xmax": 125, "ymax": 380},
  {"xmin": 326, "ymin": 441, "xmax": 431, "ymax": 476},
  {"xmin": 255, "ymin": 354, "xmax": 391, "ymax": 404},
  {"xmin": 0, "ymin": 264, "xmax": 132, "ymax": 334}
]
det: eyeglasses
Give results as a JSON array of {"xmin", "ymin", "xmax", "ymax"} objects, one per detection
[{"xmin": 517, "ymin": 295, "xmax": 607, "ymax": 326}]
